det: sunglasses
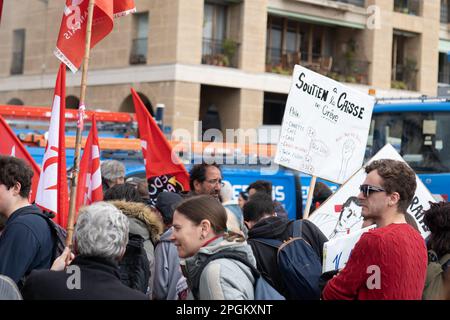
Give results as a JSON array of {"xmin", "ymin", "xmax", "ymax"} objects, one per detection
[{"xmin": 359, "ymin": 184, "xmax": 386, "ymax": 198}]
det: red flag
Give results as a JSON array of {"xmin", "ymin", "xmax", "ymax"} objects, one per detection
[
  {"xmin": 131, "ymin": 88, "xmax": 190, "ymax": 204},
  {"xmin": 35, "ymin": 64, "xmax": 69, "ymax": 228},
  {"xmin": 76, "ymin": 114, "xmax": 103, "ymax": 214},
  {"xmin": 0, "ymin": 115, "xmax": 41, "ymax": 202},
  {"xmin": 54, "ymin": 0, "xmax": 136, "ymax": 73},
  {"xmin": 0, "ymin": 0, "xmax": 3, "ymax": 24}
]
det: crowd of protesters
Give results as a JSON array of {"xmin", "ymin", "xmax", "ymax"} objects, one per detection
[{"xmin": 0, "ymin": 155, "xmax": 449, "ymax": 300}]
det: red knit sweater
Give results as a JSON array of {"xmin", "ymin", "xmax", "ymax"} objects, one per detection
[{"xmin": 322, "ymin": 223, "xmax": 427, "ymax": 300}]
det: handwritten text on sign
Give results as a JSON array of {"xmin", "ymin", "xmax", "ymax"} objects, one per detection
[{"xmin": 275, "ymin": 65, "xmax": 375, "ymax": 184}]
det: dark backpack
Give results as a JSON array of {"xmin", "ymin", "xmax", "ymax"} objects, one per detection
[
  {"xmin": 191, "ymin": 251, "xmax": 285, "ymax": 300},
  {"xmin": 118, "ymin": 233, "xmax": 151, "ymax": 294},
  {"xmin": 253, "ymin": 220, "xmax": 322, "ymax": 300},
  {"xmin": 34, "ymin": 212, "xmax": 67, "ymax": 261}
]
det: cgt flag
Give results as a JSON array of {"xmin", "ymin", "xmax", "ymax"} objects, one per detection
[
  {"xmin": 75, "ymin": 114, "xmax": 103, "ymax": 214},
  {"xmin": 54, "ymin": 0, "xmax": 136, "ymax": 73},
  {"xmin": 35, "ymin": 64, "xmax": 69, "ymax": 228},
  {"xmin": 0, "ymin": 115, "xmax": 41, "ymax": 203},
  {"xmin": 131, "ymin": 88, "xmax": 190, "ymax": 205}
]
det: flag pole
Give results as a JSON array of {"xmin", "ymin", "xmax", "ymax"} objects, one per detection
[
  {"xmin": 303, "ymin": 175, "xmax": 317, "ymax": 220},
  {"xmin": 66, "ymin": 0, "xmax": 96, "ymax": 248}
]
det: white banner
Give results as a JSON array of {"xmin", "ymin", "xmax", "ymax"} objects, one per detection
[
  {"xmin": 323, "ymin": 225, "xmax": 376, "ymax": 273},
  {"xmin": 275, "ymin": 65, "xmax": 375, "ymax": 183},
  {"xmin": 309, "ymin": 144, "xmax": 433, "ymax": 240}
]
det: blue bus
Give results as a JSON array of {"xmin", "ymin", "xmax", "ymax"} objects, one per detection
[{"xmin": 366, "ymin": 98, "xmax": 450, "ymax": 201}]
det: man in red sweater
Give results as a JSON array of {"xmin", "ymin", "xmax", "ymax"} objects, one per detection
[{"xmin": 322, "ymin": 159, "xmax": 427, "ymax": 300}]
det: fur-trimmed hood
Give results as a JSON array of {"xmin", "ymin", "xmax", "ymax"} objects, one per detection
[{"xmin": 109, "ymin": 201, "xmax": 163, "ymax": 244}]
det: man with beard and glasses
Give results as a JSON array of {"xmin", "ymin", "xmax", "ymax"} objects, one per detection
[
  {"xmin": 323, "ymin": 159, "xmax": 427, "ymax": 300},
  {"xmin": 188, "ymin": 163, "xmax": 223, "ymax": 200}
]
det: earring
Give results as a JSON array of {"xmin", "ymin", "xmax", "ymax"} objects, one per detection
[{"xmin": 200, "ymin": 234, "xmax": 205, "ymax": 240}]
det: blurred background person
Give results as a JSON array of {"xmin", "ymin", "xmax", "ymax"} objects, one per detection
[
  {"xmin": 422, "ymin": 201, "xmax": 450, "ymax": 300},
  {"xmin": 101, "ymin": 160, "xmax": 126, "ymax": 193}
]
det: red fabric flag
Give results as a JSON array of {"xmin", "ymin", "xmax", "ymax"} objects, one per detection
[
  {"xmin": 76, "ymin": 114, "xmax": 103, "ymax": 214},
  {"xmin": 54, "ymin": 0, "xmax": 136, "ymax": 73},
  {"xmin": 0, "ymin": 0, "xmax": 3, "ymax": 24},
  {"xmin": 131, "ymin": 88, "xmax": 190, "ymax": 205},
  {"xmin": 0, "ymin": 115, "xmax": 41, "ymax": 203},
  {"xmin": 35, "ymin": 64, "xmax": 69, "ymax": 228}
]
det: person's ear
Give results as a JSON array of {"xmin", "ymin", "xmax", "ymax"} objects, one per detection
[
  {"xmin": 193, "ymin": 180, "xmax": 202, "ymax": 192},
  {"xmin": 12, "ymin": 182, "xmax": 22, "ymax": 196},
  {"xmin": 200, "ymin": 219, "xmax": 211, "ymax": 237},
  {"xmin": 389, "ymin": 192, "xmax": 400, "ymax": 206}
]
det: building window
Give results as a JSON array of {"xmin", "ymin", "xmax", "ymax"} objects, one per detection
[
  {"xmin": 391, "ymin": 32, "xmax": 419, "ymax": 91},
  {"xmin": 202, "ymin": 2, "xmax": 239, "ymax": 68},
  {"xmin": 263, "ymin": 93, "xmax": 287, "ymax": 125},
  {"xmin": 130, "ymin": 12, "xmax": 148, "ymax": 65},
  {"xmin": 394, "ymin": 0, "xmax": 421, "ymax": 16},
  {"xmin": 11, "ymin": 29, "xmax": 25, "ymax": 75},
  {"xmin": 441, "ymin": 0, "xmax": 450, "ymax": 23},
  {"xmin": 438, "ymin": 52, "xmax": 450, "ymax": 84}
]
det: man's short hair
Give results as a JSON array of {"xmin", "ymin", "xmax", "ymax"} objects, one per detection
[
  {"xmin": 247, "ymin": 180, "xmax": 272, "ymax": 195},
  {"xmin": 75, "ymin": 202, "xmax": 129, "ymax": 260},
  {"xmin": 189, "ymin": 163, "xmax": 221, "ymax": 190},
  {"xmin": 100, "ymin": 160, "xmax": 125, "ymax": 182},
  {"xmin": 365, "ymin": 159, "xmax": 416, "ymax": 213},
  {"xmin": 0, "ymin": 156, "xmax": 33, "ymax": 198},
  {"xmin": 103, "ymin": 183, "xmax": 143, "ymax": 202},
  {"xmin": 243, "ymin": 192, "xmax": 274, "ymax": 223}
]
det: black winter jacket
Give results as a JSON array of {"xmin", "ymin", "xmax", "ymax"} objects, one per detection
[
  {"xmin": 247, "ymin": 216, "xmax": 328, "ymax": 298},
  {"xmin": 22, "ymin": 256, "xmax": 149, "ymax": 300}
]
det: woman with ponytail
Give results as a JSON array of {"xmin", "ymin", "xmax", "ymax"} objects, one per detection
[
  {"xmin": 170, "ymin": 195, "xmax": 256, "ymax": 300},
  {"xmin": 423, "ymin": 201, "xmax": 450, "ymax": 300}
]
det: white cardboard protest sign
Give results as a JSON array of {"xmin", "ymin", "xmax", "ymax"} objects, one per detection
[
  {"xmin": 323, "ymin": 225, "xmax": 376, "ymax": 273},
  {"xmin": 309, "ymin": 144, "xmax": 433, "ymax": 240},
  {"xmin": 274, "ymin": 65, "xmax": 375, "ymax": 184}
]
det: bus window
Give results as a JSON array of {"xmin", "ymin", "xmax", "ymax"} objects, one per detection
[{"xmin": 368, "ymin": 112, "xmax": 450, "ymax": 173}]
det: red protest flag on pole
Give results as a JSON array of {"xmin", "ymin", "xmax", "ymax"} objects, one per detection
[
  {"xmin": 54, "ymin": 0, "xmax": 136, "ymax": 73},
  {"xmin": 0, "ymin": 115, "xmax": 41, "ymax": 203},
  {"xmin": 75, "ymin": 114, "xmax": 103, "ymax": 214},
  {"xmin": 35, "ymin": 64, "xmax": 69, "ymax": 228},
  {"xmin": 131, "ymin": 89, "xmax": 190, "ymax": 204}
]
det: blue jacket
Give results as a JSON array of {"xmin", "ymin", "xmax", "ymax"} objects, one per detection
[{"xmin": 0, "ymin": 205, "xmax": 53, "ymax": 286}]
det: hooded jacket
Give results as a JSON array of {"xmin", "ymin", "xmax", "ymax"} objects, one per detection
[
  {"xmin": 0, "ymin": 205, "xmax": 53, "ymax": 287},
  {"xmin": 109, "ymin": 201, "xmax": 163, "ymax": 297},
  {"xmin": 182, "ymin": 237, "xmax": 257, "ymax": 300},
  {"xmin": 247, "ymin": 216, "xmax": 328, "ymax": 298},
  {"xmin": 153, "ymin": 228, "xmax": 188, "ymax": 300}
]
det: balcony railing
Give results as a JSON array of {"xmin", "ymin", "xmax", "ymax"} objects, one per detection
[
  {"xmin": 129, "ymin": 38, "xmax": 148, "ymax": 65},
  {"xmin": 10, "ymin": 51, "xmax": 24, "ymax": 75},
  {"xmin": 394, "ymin": 0, "xmax": 420, "ymax": 16},
  {"xmin": 392, "ymin": 64, "xmax": 418, "ymax": 90},
  {"xmin": 334, "ymin": 0, "xmax": 365, "ymax": 7},
  {"xmin": 202, "ymin": 38, "xmax": 239, "ymax": 68},
  {"xmin": 265, "ymin": 48, "xmax": 370, "ymax": 84}
]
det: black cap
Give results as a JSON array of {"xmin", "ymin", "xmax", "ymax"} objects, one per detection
[{"xmin": 155, "ymin": 192, "xmax": 184, "ymax": 224}]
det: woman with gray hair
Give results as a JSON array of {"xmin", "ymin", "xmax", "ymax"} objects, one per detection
[
  {"xmin": 21, "ymin": 202, "xmax": 148, "ymax": 300},
  {"xmin": 101, "ymin": 160, "xmax": 126, "ymax": 192}
]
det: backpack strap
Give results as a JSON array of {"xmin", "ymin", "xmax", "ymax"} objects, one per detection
[
  {"xmin": 190, "ymin": 251, "xmax": 259, "ymax": 300},
  {"xmin": 291, "ymin": 219, "xmax": 303, "ymax": 238}
]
